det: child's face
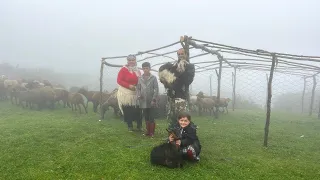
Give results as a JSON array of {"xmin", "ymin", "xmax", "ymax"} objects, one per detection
[
  {"xmin": 178, "ymin": 117, "xmax": 190, "ymax": 128},
  {"xmin": 142, "ymin": 67, "xmax": 151, "ymax": 74}
]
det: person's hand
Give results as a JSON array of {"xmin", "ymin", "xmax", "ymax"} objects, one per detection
[
  {"xmin": 129, "ymin": 85, "xmax": 136, "ymax": 91},
  {"xmin": 175, "ymin": 140, "xmax": 181, "ymax": 146},
  {"xmin": 168, "ymin": 134, "xmax": 174, "ymax": 142}
]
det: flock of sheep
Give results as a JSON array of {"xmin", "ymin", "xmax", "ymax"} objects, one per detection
[
  {"xmin": 0, "ymin": 75, "xmax": 121, "ymax": 117},
  {"xmin": 0, "ymin": 75, "xmax": 232, "ymax": 118},
  {"xmin": 189, "ymin": 91, "xmax": 231, "ymax": 116}
]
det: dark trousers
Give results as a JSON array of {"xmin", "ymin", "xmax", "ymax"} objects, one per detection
[
  {"xmin": 122, "ymin": 105, "xmax": 142, "ymax": 129},
  {"xmin": 143, "ymin": 108, "xmax": 155, "ymax": 122}
]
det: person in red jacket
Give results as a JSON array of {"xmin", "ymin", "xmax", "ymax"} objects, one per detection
[{"xmin": 117, "ymin": 54, "xmax": 142, "ymax": 132}]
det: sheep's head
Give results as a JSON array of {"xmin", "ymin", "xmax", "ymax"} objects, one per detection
[
  {"xmin": 110, "ymin": 88, "xmax": 118, "ymax": 95},
  {"xmin": 176, "ymin": 59, "xmax": 188, "ymax": 73},
  {"xmin": 42, "ymin": 80, "xmax": 52, "ymax": 87},
  {"xmin": 78, "ymin": 88, "xmax": 88, "ymax": 95},
  {"xmin": 196, "ymin": 91, "xmax": 204, "ymax": 98},
  {"xmin": 26, "ymin": 81, "xmax": 41, "ymax": 89},
  {"xmin": 226, "ymin": 98, "xmax": 231, "ymax": 102},
  {"xmin": 33, "ymin": 80, "xmax": 40, "ymax": 84},
  {"xmin": 1, "ymin": 75, "xmax": 8, "ymax": 80}
]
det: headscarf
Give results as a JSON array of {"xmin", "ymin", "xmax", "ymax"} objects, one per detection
[{"xmin": 125, "ymin": 54, "xmax": 141, "ymax": 77}]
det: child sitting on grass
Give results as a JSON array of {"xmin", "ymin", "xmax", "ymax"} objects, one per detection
[{"xmin": 168, "ymin": 111, "xmax": 201, "ymax": 162}]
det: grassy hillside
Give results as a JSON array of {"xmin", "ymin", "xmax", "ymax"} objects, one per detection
[{"xmin": 0, "ymin": 102, "xmax": 319, "ymax": 180}]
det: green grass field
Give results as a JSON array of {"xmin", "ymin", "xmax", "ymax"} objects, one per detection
[{"xmin": 0, "ymin": 101, "xmax": 320, "ymax": 180}]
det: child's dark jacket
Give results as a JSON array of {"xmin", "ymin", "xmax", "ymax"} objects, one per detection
[{"xmin": 171, "ymin": 122, "xmax": 201, "ymax": 154}]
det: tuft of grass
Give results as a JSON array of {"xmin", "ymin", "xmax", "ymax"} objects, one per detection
[{"xmin": 0, "ymin": 102, "xmax": 320, "ymax": 180}]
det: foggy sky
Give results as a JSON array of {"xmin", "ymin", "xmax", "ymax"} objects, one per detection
[
  {"xmin": 1, "ymin": 0, "xmax": 319, "ymax": 70},
  {"xmin": 1, "ymin": 0, "xmax": 320, "ymax": 104}
]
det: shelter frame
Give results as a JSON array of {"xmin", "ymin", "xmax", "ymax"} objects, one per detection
[{"xmin": 99, "ymin": 36, "xmax": 320, "ymax": 147}]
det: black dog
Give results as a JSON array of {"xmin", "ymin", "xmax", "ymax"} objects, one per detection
[{"xmin": 150, "ymin": 142, "xmax": 183, "ymax": 168}]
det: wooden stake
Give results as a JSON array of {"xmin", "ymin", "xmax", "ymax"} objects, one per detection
[
  {"xmin": 309, "ymin": 76, "xmax": 317, "ymax": 116},
  {"xmin": 232, "ymin": 67, "xmax": 237, "ymax": 111},
  {"xmin": 99, "ymin": 60, "xmax": 104, "ymax": 119},
  {"xmin": 183, "ymin": 35, "xmax": 191, "ymax": 111},
  {"xmin": 263, "ymin": 54, "xmax": 277, "ymax": 147},
  {"xmin": 301, "ymin": 77, "xmax": 306, "ymax": 113},
  {"xmin": 318, "ymin": 96, "xmax": 320, "ymax": 119},
  {"xmin": 215, "ymin": 57, "xmax": 223, "ymax": 118},
  {"xmin": 265, "ymin": 74, "xmax": 269, "ymax": 112}
]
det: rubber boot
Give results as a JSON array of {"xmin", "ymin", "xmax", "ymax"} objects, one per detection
[{"xmin": 143, "ymin": 121, "xmax": 150, "ymax": 136}]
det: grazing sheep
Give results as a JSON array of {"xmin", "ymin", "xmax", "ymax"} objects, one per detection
[
  {"xmin": 25, "ymin": 80, "xmax": 43, "ymax": 89},
  {"xmin": 69, "ymin": 86, "xmax": 80, "ymax": 93},
  {"xmin": 4, "ymin": 79, "xmax": 19, "ymax": 89},
  {"xmin": 91, "ymin": 91, "xmax": 112, "ymax": 113},
  {"xmin": 53, "ymin": 88, "xmax": 69, "ymax": 108},
  {"xmin": 42, "ymin": 80, "xmax": 53, "ymax": 87},
  {"xmin": 0, "ymin": 80, "xmax": 7, "ymax": 100},
  {"xmin": 17, "ymin": 78, "xmax": 27, "ymax": 84},
  {"xmin": 78, "ymin": 88, "xmax": 98, "ymax": 108},
  {"xmin": 26, "ymin": 87, "xmax": 56, "ymax": 110},
  {"xmin": 9, "ymin": 84, "xmax": 27, "ymax": 105},
  {"xmin": 68, "ymin": 93, "xmax": 88, "ymax": 114},
  {"xmin": 100, "ymin": 92, "xmax": 121, "ymax": 119},
  {"xmin": 196, "ymin": 91, "xmax": 216, "ymax": 116},
  {"xmin": 39, "ymin": 83, "xmax": 45, "ymax": 88},
  {"xmin": 200, "ymin": 98, "xmax": 216, "ymax": 116},
  {"xmin": 39, "ymin": 86, "xmax": 56, "ymax": 109},
  {"xmin": 217, "ymin": 98, "xmax": 231, "ymax": 114},
  {"xmin": 189, "ymin": 95, "xmax": 198, "ymax": 112},
  {"xmin": 16, "ymin": 90, "xmax": 31, "ymax": 108},
  {"xmin": 20, "ymin": 82, "xmax": 28, "ymax": 89}
]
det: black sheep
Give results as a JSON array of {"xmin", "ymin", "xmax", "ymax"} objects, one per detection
[{"xmin": 150, "ymin": 142, "xmax": 183, "ymax": 169}]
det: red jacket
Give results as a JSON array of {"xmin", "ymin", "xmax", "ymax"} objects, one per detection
[{"xmin": 117, "ymin": 66, "xmax": 139, "ymax": 89}]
